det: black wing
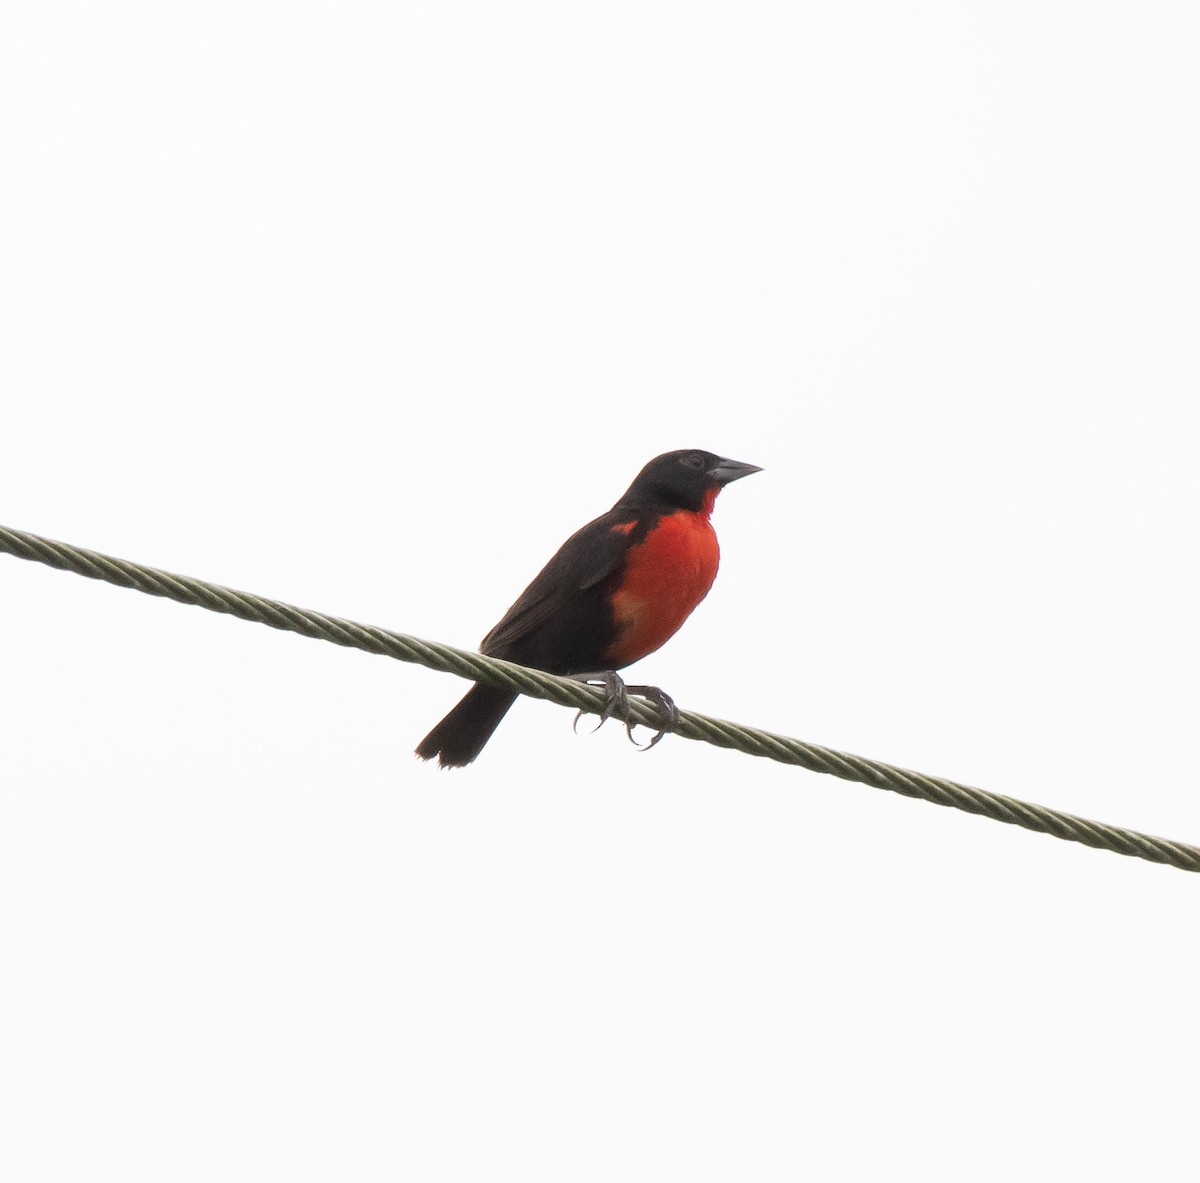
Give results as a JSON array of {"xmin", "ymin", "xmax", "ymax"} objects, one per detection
[{"xmin": 479, "ymin": 508, "xmax": 634, "ymax": 672}]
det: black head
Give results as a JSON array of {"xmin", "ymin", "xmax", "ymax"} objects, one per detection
[{"xmin": 618, "ymin": 449, "xmax": 762, "ymax": 513}]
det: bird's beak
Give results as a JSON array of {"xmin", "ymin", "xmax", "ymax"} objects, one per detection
[{"xmin": 709, "ymin": 457, "xmax": 763, "ymax": 485}]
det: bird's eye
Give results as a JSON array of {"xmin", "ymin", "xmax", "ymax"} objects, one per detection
[{"xmin": 682, "ymin": 454, "xmax": 706, "ymax": 470}]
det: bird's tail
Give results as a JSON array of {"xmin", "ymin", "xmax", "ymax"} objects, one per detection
[{"xmin": 414, "ymin": 684, "xmax": 518, "ymax": 768}]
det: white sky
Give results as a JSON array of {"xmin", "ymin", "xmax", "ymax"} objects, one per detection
[{"xmin": 2, "ymin": 2, "xmax": 1198, "ymax": 1179}]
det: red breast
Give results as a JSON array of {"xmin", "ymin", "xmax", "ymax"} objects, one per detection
[{"xmin": 605, "ymin": 503, "xmax": 721, "ymax": 667}]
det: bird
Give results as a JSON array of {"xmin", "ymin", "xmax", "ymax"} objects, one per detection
[{"xmin": 415, "ymin": 449, "xmax": 761, "ymax": 767}]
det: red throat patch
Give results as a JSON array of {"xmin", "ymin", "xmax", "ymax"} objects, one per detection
[{"xmin": 606, "ymin": 506, "xmax": 721, "ymax": 667}]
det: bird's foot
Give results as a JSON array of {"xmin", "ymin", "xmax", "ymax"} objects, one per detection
[
  {"xmin": 571, "ymin": 670, "xmax": 628, "ymax": 735},
  {"xmin": 621, "ymin": 684, "xmax": 679, "ymax": 750},
  {"xmin": 570, "ymin": 672, "xmax": 678, "ymax": 750}
]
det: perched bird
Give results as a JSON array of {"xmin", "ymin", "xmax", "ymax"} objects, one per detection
[{"xmin": 415, "ymin": 449, "xmax": 761, "ymax": 767}]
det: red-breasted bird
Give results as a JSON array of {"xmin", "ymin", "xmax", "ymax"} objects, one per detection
[{"xmin": 415, "ymin": 449, "xmax": 761, "ymax": 767}]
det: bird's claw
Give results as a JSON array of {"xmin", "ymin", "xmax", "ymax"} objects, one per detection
[
  {"xmin": 622, "ymin": 684, "xmax": 679, "ymax": 750},
  {"xmin": 572, "ymin": 670, "xmax": 628, "ymax": 735},
  {"xmin": 570, "ymin": 673, "xmax": 677, "ymax": 751}
]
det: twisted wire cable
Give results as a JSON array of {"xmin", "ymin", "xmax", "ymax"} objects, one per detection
[{"xmin": 2, "ymin": 522, "xmax": 1197, "ymax": 874}]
